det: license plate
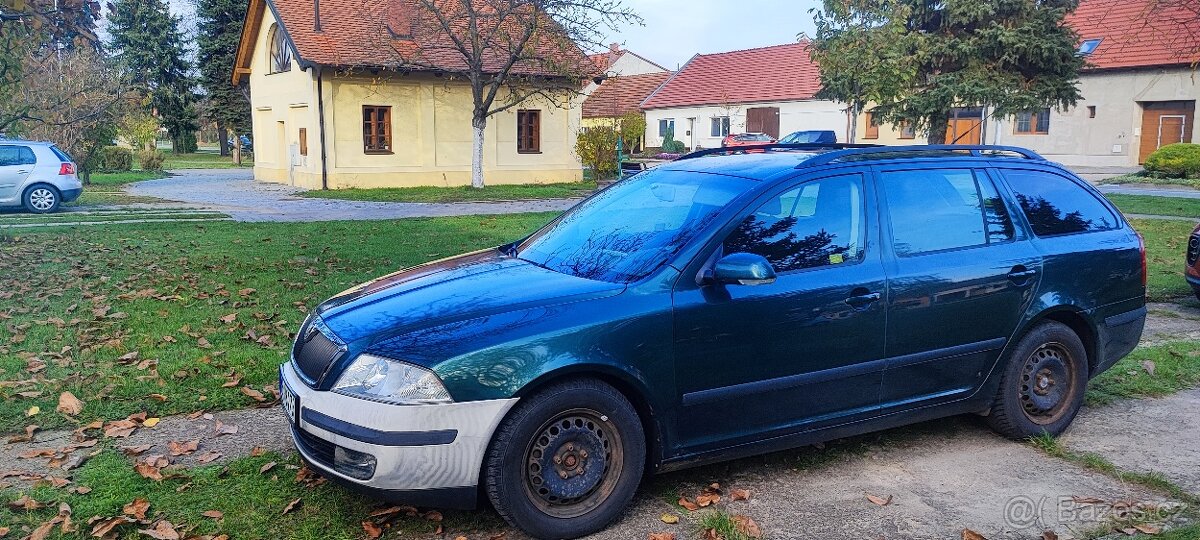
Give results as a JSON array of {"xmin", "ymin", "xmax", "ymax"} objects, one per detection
[{"xmin": 280, "ymin": 373, "xmax": 299, "ymax": 425}]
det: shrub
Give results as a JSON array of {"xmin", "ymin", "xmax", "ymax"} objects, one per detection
[
  {"xmin": 1144, "ymin": 143, "xmax": 1200, "ymax": 179},
  {"xmin": 575, "ymin": 126, "xmax": 619, "ymax": 179},
  {"xmin": 138, "ymin": 149, "xmax": 166, "ymax": 171},
  {"xmin": 98, "ymin": 146, "xmax": 133, "ymax": 172},
  {"xmin": 661, "ymin": 124, "xmax": 686, "ymax": 154}
]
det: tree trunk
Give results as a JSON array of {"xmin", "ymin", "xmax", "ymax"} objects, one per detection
[
  {"xmin": 233, "ymin": 141, "xmax": 242, "ymax": 166},
  {"xmin": 218, "ymin": 125, "xmax": 230, "ymax": 157},
  {"xmin": 471, "ymin": 116, "xmax": 486, "ymax": 189},
  {"xmin": 927, "ymin": 111, "xmax": 950, "ymax": 145}
]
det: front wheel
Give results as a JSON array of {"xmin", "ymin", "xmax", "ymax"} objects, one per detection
[
  {"xmin": 484, "ymin": 379, "xmax": 645, "ymax": 539},
  {"xmin": 986, "ymin": 321, "xmax": 1089, "ymax": 439},
  {"xmin": 23, "ymin": 184, "xmax": 61, "ymax": 214}
]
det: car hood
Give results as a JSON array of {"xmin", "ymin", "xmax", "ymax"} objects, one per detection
[{"xmin": 315, "ymin": 249, "xmax": 625, "ymax": 344}]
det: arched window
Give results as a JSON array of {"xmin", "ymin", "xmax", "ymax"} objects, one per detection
[{"xmin": 268, "ymin": 24, "xmax": 292, "ymax": 74}]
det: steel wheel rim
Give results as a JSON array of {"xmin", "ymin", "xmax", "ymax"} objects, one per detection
[
  {"xmin": 522, "ymin": 407, "xmax": 623, "ymax": 519},
  {"xmin": 1019, "ymin": 342, "xmax": 1077, "ymax": 425},
  {"xmin": 29, "ymin": 188, "xmax": 56, "ymax": 211}
]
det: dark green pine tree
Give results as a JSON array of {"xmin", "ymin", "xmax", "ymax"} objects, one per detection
[
  {"xmin": 107, "ymin": 0, "xmax": 199, "ymax": 153},
  {"xmin": 811, "ymin": 0, "xmax": 1085, "ymax": 144},
  {"xmin": 196, "ymin": 0, "xmax": 251, "ymax": 156}
]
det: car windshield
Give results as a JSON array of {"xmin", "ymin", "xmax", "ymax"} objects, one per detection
[{"xmin": 516, "ymin": 169, "xmax": 752, "ymax": 283}]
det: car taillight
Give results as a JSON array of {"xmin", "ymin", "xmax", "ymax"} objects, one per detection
[
  {"xmin": 59, "ymin": 163, "xmax": 75, "ymax": 175},
  {"xmin": 1138, "ymin": 233, "xmax": 1147, "ymax": 292}
]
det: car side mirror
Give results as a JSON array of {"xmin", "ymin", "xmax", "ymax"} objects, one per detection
[{"xmin": 711, "ymin": 253, "xmax": 777, "ymax": 286}]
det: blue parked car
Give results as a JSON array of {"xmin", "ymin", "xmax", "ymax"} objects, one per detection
[
  {"xmin": 779, "ymin": 129, "xmax": 838, "ymax": 144},
  {"xmin": 279, "ymin": 144, "xmax": 1146, "ymax": 539}
]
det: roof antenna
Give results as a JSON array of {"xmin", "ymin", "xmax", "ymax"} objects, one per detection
[{"xmin": 314, "ymin": 0, "xmax": 322, "ymax": 32}]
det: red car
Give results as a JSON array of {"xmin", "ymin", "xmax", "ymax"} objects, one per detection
[
  {"xmin": 721, "ymin": 133, "xmax": 775, "ymax": 148},
  {"xmin": 1188, "ymin": 223, "xmax": 1200, "ymax": 301}
]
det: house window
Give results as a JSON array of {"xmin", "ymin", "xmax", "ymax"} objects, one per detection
[
  {"xmin": 864, "ymin": 112, "xmax": 880, "ymax": 139},
  {"xmin": 658, "ymin": 119, "xmax": 675, "ymax": 138},
  {"xmin": 517, "ymin": 110, "xmax": 541, "ymax": 153},
  {"xmin": 363, "ymin": 106, "xmax": 392, "ymax": 153},
  {"xmin": 268, "ymin": 24, "xmax": 292, "ymax": 74},
  {"xmin": 1078, "ymin": 38, "xmax": 1103, "ymax": 56},
  {"xmin": 298, "ymin": 128, "xmax": 308, "ymax": 156},
  {"xmin": 710, "ymin": 116, "xmax": 731, "ymax": 137},
  {"xmin": 1088, "ymin": 106, "xmax": 1097, "ymax": 118},
  {"xmin": 1015, "ymin": 108, "xmax": 1051, "ymax": 134},
  {"xmin": 899, "ymin": 121, "xmax": 916, "ymax": 140}
]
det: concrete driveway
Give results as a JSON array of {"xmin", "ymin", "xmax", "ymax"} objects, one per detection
[{"xmin": 127, "ymin": 169, "xmax": 581, "ymax": 222}]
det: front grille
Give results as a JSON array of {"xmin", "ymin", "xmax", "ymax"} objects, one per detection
[
  {"xmin": 292, "ymin": 318, "xmax": 343, "ymax": 385},
  {"xmin": 293, "ymin": 425, "xmax": 376, "ymax": 480},
  {"xmin": 295, "ymin": 425, "xmax": 337, "ymax": 464},
  {"xmin": 1189, "ymin": 234, "xmax": 1199, "ymax": 266}
]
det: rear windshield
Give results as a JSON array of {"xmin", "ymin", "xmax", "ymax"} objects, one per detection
[
  {"xmin": 1002, "ymin": 170, "xmax": 1118, "ymax": 237},
  {"xmin": 516, "ymin": 169, "xmax": 752, "ymax": 283},
  {"xmin": 49, "ymin": 146, "xmax": 72, "ymax": 162}
]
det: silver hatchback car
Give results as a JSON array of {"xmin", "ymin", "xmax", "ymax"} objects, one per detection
[{"xmin": 0, "ymin": 139, "xmax": 82, "ymax": 213}]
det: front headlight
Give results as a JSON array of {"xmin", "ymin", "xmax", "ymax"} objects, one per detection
[{"xmin": 332, "ymin": 354, "xmax": 453, "ymax": 405}]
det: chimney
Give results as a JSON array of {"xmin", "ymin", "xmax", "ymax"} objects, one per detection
[
  {"xmin": 609, "ymin": 42, "xmax": 620, "ymax": 53},
  {"xmin": 314, "ymin": 0, "xmax": 322, "ymax": 32}
]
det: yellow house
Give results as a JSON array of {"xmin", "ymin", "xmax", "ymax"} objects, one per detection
[
  {"xmin": 231, "ymin": 0, "xmax": 585, "ymax": 190},
  {"xmin": 581, "ymin": 72, "xmax": 672, "ymax": 153}
]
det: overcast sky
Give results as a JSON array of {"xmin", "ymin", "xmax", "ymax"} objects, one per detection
[
  {"xmin": 137, "ymin": 0, "xmax": 821, "ymax": 69},
  {"xmin": 602, "ymin": 0, "xmax": 821, "ymax": 69}
]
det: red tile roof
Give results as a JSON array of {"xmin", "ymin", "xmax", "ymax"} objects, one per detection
[
  {"xmin": 235, "ymin": 0, "xmax": 592, "ymax": 83},
  {"xmin": 641, "ymin": 43, "xmax": 820, "ymax": 110},
  {"xmin": 1067, "ymin": 0, "xmax": 1199, "ymax": 70},
  {"xmin": 582, "ymin": 72, "xmax": 672, "ymax": 118}
]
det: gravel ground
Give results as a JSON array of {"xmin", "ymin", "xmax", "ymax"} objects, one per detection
[{"xmin": 127, "ymin": 169, "xmax": 580, "ymax": 222}]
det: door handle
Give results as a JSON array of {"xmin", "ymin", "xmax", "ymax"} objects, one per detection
[
  {"xmin": 15, "ymin": 170, "xmax": 29, "ymax": 174},
  {"xmin": 1007, "ymin": 266, "xmax": 1037, "ymax": 284},
  {"xmin": 845, "ymin": 291, "xmax": 882, "ymax": 309}
]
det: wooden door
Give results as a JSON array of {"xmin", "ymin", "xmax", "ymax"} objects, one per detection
[
  {"xmin": 1139, "ymin": 101, "xmax": 1195, "ymax": 163},
  {"xmin": 945, "ymin": 107, "xmax": 984, "ymax": 144},
  {"xmin": 746, "ymin": 107, "xmax": 781, "ymax": 138}
]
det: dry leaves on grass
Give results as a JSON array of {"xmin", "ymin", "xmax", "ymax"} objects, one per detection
[
  {"xmin": 90, "ymin": 515, "xmax": 136, "ymax": 538},
  {"xmin": 240, "ymin": 386, "xmax": 266, "ymax": 402},
  {"xmin": 56, "ymin": 392, "xmax": 84, "ymax": 415},
  {"xmin": 123, "ymin": 498, "xmax": 150, "ymax": 519},
  {"xmin": 138, "ymin": 520, "xmax": 180, "ymax": 540},
  {"xmin": 282, "ymin": 497, "xmax": 302, "ymax": 514},
  {"xmin": 362, "ymin": 520, "xmax": 383, "ymax": 539},
  {"xmin": 695, "ymin": 483, "xmax": 722, "ymax": 507},
  {"xmin": 201, "ymin": 510, "xmax": 223, "ymax": 519},
  {"xmin": 260, "ymin": 461, "xmax": 278, "ymax": 474},
  {"xmin": 9, "ymin": 494, "xmax": 44, "ymax": 510},
  {"xmin": 731, "ymin": 515, "xmax": 762, "ymax": 538},
  {"xmin": 134, "ymin": 455, "xmax": 170, "ymax": 481}
]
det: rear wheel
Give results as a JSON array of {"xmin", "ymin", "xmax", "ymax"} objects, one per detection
[
  {"xmin": 484, "ymin": 379, "xmax": 645, "ymax": 539},
  {"xmin": 23, "ymin": 184, "xmax": 60, "ymax": 214},
  {"xmin": 986, "ymin": 321, "xmax": 1088, "ymax": 439}
]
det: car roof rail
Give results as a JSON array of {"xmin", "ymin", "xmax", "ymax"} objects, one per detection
[
  {"xmin": 674, "ymin": 143, "xmax": 882, "ymax": 161},
  {"xmin": 796, "ymin": 144, "xmax": 1046, "ymax": 168}
]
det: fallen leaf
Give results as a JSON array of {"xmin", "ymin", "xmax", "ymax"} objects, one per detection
[
  {"xmin": 123, "ymin": 498, "xmax": 151, "ymax": 519},
  {"xmin": 678, "ymin": 497, "xmax": 699, "ymax": 511},
  {"xmin": 730, "ymin": 488, "xmax": 751, "ymax": 501},
  {"xmin": 282, "ymin": 497, "xmax": 301, "ymax": 514},
  {"xmin": 148, "ymin": 393, "xmax": 168, "ymax": 402},
  {"xmin": 732, "ymin": 515, "xmax": 762, "ymax": 538},
  {"xmin": 142, "ymin": 417, "xmax": 160, "ymax": 428},
  {"xmin": 56, "ymin": 392, "xmax": 84, "ymax": 415},
  {"xmin": 1142, "ymin": 360, "xmax": 1157, "ymax": 376},
  {"xmin": 866, "ymin": 493, "xmax": 893, "ymax": 506},
  {"xmin": 1042, "ymin": 532, "xmax": 1058, "ymax": 540},
  {"xmin": 104, "ymin": 419, "xmax": 138, "ymax": 438},
  {"xmin": 1133, "ymin": 524, "xmax": 1162, "ymax": 535},
  {"xmin": 649, "ymin": 534, "xmax": 676, "ymax": 540},
  {"xmin": 213, "ymin": 422, "xmax": 238, "ymax": 436},
  {"xmin": 89, "ymin": 516, "xmax": 134, "ymax": 537},
  {"xmin": 963, "ymin": 529, "xmax": 988, "ymax": 540},
  {"xmin": 260, "ymin": 461, "xmax": 278, "ymax": 474},
  {"xmin": 362, "ymin": 521, "xmax": 383, "ymax": 539},
  {"xmin": 197, "ymin": 337, "xmax": 212, "ymax": 349},
  {"xmin": 240, "ymin": 386, "xmax": 266, "ymax": 402},
  {"xmin": 219, "ymin": 313, "xmax": 237, "ymax": 324},
  {"xmin": 121, "ymin": 444, "xmax": 154, "ymax": 456},
  {"xmin": 75, "ymin": 486, "xmax": 92, "ymax": 494},
  {"xmin": 196, "ymin": 451, "xmax": 222, "ymax": 463},
  {"xmin": 201, "ymin": 510, "xmax": 223, "ymax": 519},
  {"xmin": 424, "ymin": 510, "xmax": 444, "ymax": 522},
  {"xmin": 167, "ymin": 440, "xmax": 198, "ymax": 456},
  {"xmin": 26, "ymin": 405, "xmax": 40, "ymax": 417},
  {"xmin": 660, "ymin": 513, "xmax": 679, "ymax": 524},
  {"xmin": 695, "ymin": 492, "xmax": 720, "ymax": 507},
  {"xmin": 7, "ymin": 424, "xmax": 37, "ymax": 443},
  {"xmin": 137, "ymin": 520, "xmax": 179, "ymax": 540},
  {"xmin": 9, "ymin": 494, "xmax": 44, "ymax": 510},
  {"xmin": 135, "ymin": 460, "xmax": 164, "ymax": 481}
]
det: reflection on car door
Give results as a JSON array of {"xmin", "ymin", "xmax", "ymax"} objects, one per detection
[
  {"xmin": 672, "ymin": 172, "xmax": 887, "ymax": 453},
  {"xmin": 876, "ymin": 166, "xmax": 1041, "ymax": 409},
  {"xmin": 0, "ymin": 145, "xmax": 34, "ymax": 202}
]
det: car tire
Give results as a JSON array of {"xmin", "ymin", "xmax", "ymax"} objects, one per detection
[
  {"xmin": 986, "ymin": 321, "xmax": 1089, "ymax": 439},
  {"xmin": 23, "ymin": 184, "xmax": 61, "ymax": 214},
  {"xmin": 484, "ymin": 378, "xmax": 645, "ymax": 540}
]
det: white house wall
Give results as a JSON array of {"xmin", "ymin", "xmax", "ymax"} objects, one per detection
[
  {"xmin": 991, "ymin": 67, "xmax": 1199, "ymax": 167},
  {"xmin": 643, "ymin": 100, "xmax": 849, "ymax": 150}
]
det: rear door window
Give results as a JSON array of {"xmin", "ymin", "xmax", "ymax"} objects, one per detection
[
  {"xmin": 1001, "ymin": 170, "xmax": 1118, "ymax": 237},
  {"xmin": 881, "ymin": 168, "xmax": 1015, "ymax": 256},
  {"xmin": 0, "ymin": 146, "xmax": 34, "ymax": 166}
]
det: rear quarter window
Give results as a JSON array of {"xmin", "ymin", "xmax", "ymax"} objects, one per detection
[
  {"xmin": 0, "ymin": 145, "xmax": 36, "ymax": 166},
  {"xmin": 49, "ymin": 146, "xmax": 72, "ymax": 162},
  {"xmin": 1001, "ymin": 170, "xmax": 1118, "ymax": 237}
]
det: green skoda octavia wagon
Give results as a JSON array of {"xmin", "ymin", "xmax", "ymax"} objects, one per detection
[{"xmin": 279, "ymin": 144, "xmax": 1146, "ymax": 539}]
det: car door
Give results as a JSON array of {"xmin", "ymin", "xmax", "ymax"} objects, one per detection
[
  {"xmin": 875, "ymin": 165, "xmax": 1040, "ymax": 410},
  {"xmin": 0, "ymin": 145, "xmax": 34, "ymax": 203},
  {"xmin": 672, "ymin": 170, "xmax": 887, "ymax": 453}
]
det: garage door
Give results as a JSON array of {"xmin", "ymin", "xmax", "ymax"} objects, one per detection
[
  {"xmin": 746, "ymin": 107, "xmax": 780, "ymax": 139},
  {"xmin": 1139, "ymin": 101, "xmax": 1195, "ymax": 164}
]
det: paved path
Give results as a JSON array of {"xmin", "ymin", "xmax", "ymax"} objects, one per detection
[
  {"xmin": 1097, "ymin": 184, "xmax": 1200, "ymax": 199},
  {"xmin": 128, "ymin": 169, "xmax": 580, "ymax": 222}
]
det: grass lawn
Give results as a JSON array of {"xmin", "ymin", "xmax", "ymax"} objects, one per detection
[
  {"xmin": 1099, "ymin": 172, "xmax": 1200, "ymax": 189},
  {"xmin": 302, "ymin": 181, "xmax": 597, "ymax": 203},
  {"xmin": 0, "ymin": 214, "xmax": 554, "ymax": 433},
  {"xmin": 1130, "ymin": 218, "xmax": 1198, "ymax": 301},
  {"xmin": 0, "ymin": 451, "xmax": 504, "ymax": 540},
  {"xmin": 161, "ymin": 151, "xmax": 254, "ymax": 170},
  {"xmin": 1106, "ymin": 194, "xmax": 1200, "ymax": 219},
  {"xmin": 1087, "ymin": 341, "xmax": 1200, "ymax": 406}
]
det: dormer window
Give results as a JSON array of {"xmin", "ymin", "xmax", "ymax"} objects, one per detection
[
  {"xmin": 269, "ymin": 24, "xmax": 292, "ymax": 73},
  {"xmin": 1077, "ymin": 38, "xmax": 1102, "ymax": 56}
]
